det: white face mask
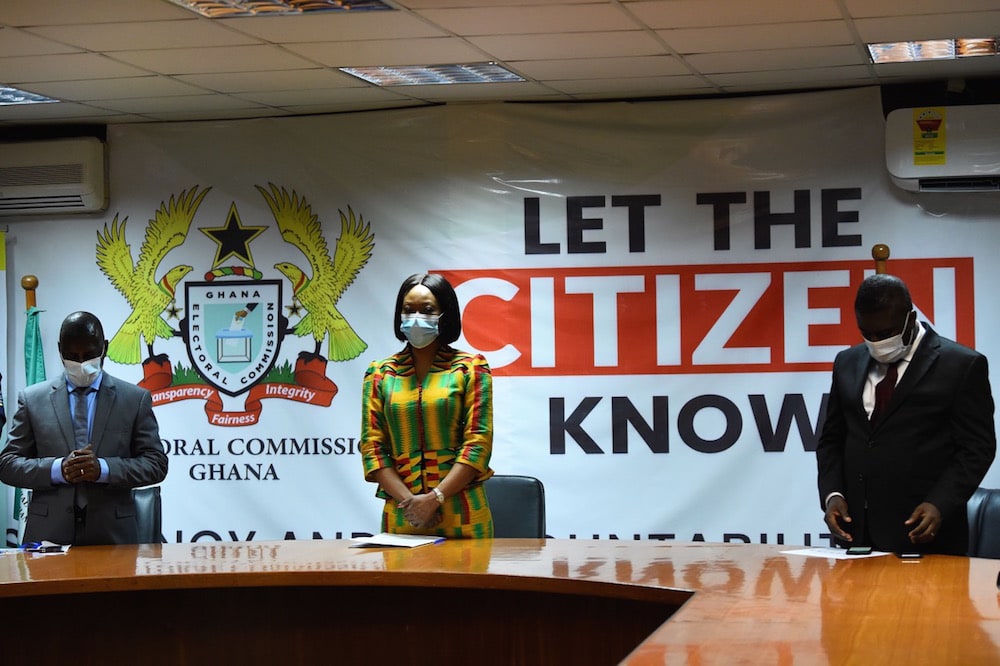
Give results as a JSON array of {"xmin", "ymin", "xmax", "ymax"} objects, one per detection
[
  {"xmin": 400, "ymin": 314, "xmax": 440, "ymax": 349},
  {"xmin": 863, "ymin": 312, "xmax": 914, "ymax": 364},
  {"xmin": 63, "ymin": 356, "xmax": 102, "ymax": 388}
]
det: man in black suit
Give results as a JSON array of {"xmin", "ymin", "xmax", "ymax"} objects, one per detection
[{"xmin": 817, "ymin": 274, "xmax": 996, "ymax": 555}]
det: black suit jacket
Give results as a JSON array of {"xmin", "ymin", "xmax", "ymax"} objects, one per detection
[
  {"xmin": 817, "ymin": 325, "xmax": 996, "ymax": 555},
  {"xmin": 0, "ymin": 373, "xmax": 167, "ymax": 545}
]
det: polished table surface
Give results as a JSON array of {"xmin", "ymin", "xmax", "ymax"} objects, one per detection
[{"xmin": 2, "ymin": 539, "xmax": 1000, "ymax": 664}]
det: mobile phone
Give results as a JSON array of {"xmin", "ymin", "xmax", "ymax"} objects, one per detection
[
  {"xmin": 846, "ymin": 546, "xmax": 873, "ymax": 555},
  {"xmin": 897, "ymin": 552, "xmax": 923, "ymax": 559}
]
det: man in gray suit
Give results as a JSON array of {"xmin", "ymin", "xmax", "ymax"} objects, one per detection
[
  {"xmin": 817, "ymin": 274, "xmax": 995, "ymax": 555},
  {"xmin": 0, "ymin": 311, "xmax": 167, "ymax": 546}
]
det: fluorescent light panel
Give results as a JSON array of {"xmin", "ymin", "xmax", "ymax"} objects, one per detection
[
  {"xmin": 868, "ymin": 37, "xmax": 999, "ymax": 64},
  {"xmin": 0, "ymin": 86, "xmax": 59, "ymax": 106},
  {"xmin": 340, "ymin": 63, "xmax": 525, "ymax": 86},
  {"xmin": 168, "ymin": 0, "xmax": 393, "ymax": 18}
]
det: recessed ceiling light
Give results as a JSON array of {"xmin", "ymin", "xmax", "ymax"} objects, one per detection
[
  {"xmin": 340, "ymin": 63, "xmax": 525, "ymax": 86},
  {"xmin": 168, "ymin": 0, "xmax": 393, "ymax": 18},
  {"xmin": 0, "ymin": 86, "xmax": 59, "ymax": 106},
  {"xmin": 868, "ymin": 37, "xmax": 999, "ymax": 64}
]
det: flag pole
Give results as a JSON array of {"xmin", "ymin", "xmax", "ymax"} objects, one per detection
[
  {"xmin": 21, "ymin": 274, "xmax": 37, "ymax": 309},
  {"xmin": 12, "ymin": 274, "xmax": 42, "ymax": 545},
  {"xmin": 872, "ymin": 244, "xmax": 890, "ymax": 274},
  {"xmin": 21, "ymin": 274, "xmax": 46, "ymax": 388}
]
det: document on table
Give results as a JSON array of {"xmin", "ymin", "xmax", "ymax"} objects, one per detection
[
  {"xmin": 350, "ymin": 533, "xmax": 445, "ymax": 548},
  {"xmin": 782, "ymin": 547, "xmax": 891, "ymax": 560},
  {"xmin": 0, "ymin": 541, "xmax": 71, "ymax": 555}
]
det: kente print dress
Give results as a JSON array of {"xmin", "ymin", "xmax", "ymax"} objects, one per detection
[{"xmin": 361, "ymin": 346, "xmax": 494, "ymax": 538}]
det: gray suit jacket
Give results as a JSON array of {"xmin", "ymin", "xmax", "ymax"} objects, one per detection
[{"xmin": 0, "ymin": 373, "xmax": 167, "ymax": 545}]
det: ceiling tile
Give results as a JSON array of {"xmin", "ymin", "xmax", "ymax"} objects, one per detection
[
  {"xmin": 626, "ymin": 0, "xmax": 842, "ymax": 29},
  {"xmin": 708, "ymin": 65, "xmax": 873, "ymax": 86},
  {"xmin": 570, "ymin": 85, "xmax": 718, "ymax": 100},
  {"xmin": 843, "ymin": 0, "xmax": 1000, "ymax": 19},
  {"xmin": 855, "ymin": 12, "xmax": 1000, "ymax": 42},
  {"xmin": 282, "ymin": 99, "xmax": 426, "ymax": 115},
  {"xmin": 0, "ymin": 100, "xmax": 126, "ymax": 121},
  {"xmin": 234, "ymin": 86, "xmax": 407, "ymax": 106},
  {"xmin": 0, "ymin": 27, "xmax": 83, "ymax": 57},
  {"xmin": 29, "ymin": 19, "xmax": 260, "ymax": 51},
  {"xmin": 547, "ymin": 74, "xmax": 709, "ymax": 95},
  {"xmin": 659, "ymin": 21, "xmax": 854, "ymax": 54},
  {"xmin": 469, "ymin": 31, "xmax": 664, "ymax": 60},
  {"xmin": 1, "ymin": 0, "xmax": 997, "ymax": 128},
  {"xmin": 721, "ymin": 78, "xmax": 875, "ymax": 94},
  {"xmin": 17, "ymin": 76, "xmax": 210, "ymax": 101},
  {"xmin": 0, "ymin": 53, "xmax": 148, "ymax": 83},
  {"xmin": 687, "ymin": 45, "xmax": 864, "ymax": 73},
  {"xmin": 399, "ymin": 0, "xmax": 588, "ymax": 7},
  {"xmin": 219, "ymin": 11, "xmax": 446, "ymax": 42},
  {"xmin": 273, "ymin": 99, "xmax": 427, "ymax": 115},
  {"xmin": 92, "ymin": 94, "xmax": 268, "ymax": 114},
  {"xmin": 175, "ymin": 69, "xmax": 363, "ymax": 93},
  {"xmin": 1, "ymin": 0, "xmax": 190, "ymax": 26},
  {"xmin": 419, "ymin": 4, "xmax": 642, "ymax": 34},
  {"xmin": 513, "ymin": 55, "xmax": 688, "ymax": 80},
  {"xmin": 143, "ymin": 108, "xmax": 293, "ymax": 122},
  {"xmin": 110, "ymin": 45, "xmax": 318, "ymax": 75},
  {"xmin": 873, "ymin": 56, "xmax": 1000, "ymax": 78},
  {"xmin": 400, "ymin": 80, "xmax": 558, "ymax": 102},
  {"xmin": 285, "ymin": 38, "xmax": 486, "ymax": 67}
]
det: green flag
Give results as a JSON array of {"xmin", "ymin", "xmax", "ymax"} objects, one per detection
[
  {"xmin": 12, "ymin": 306, "xmax": 47, "ymax": 544},
  {"xmin": 25, "ymin": 306, "xmax": 46, "ymax": 386}
]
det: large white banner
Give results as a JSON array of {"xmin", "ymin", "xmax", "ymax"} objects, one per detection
[{"xmin": 4, "ymin": 86, "xmax": 999, "ymax": 544}]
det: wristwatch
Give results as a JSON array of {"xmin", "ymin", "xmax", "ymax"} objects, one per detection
[{"xmin": 432, "ymin": 487, "xmax": 445, "ymax": 504}]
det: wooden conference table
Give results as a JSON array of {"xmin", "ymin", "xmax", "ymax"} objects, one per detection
[{"xmin": 2, "ymin": 539, "xmax": 999, "ymax": 664}]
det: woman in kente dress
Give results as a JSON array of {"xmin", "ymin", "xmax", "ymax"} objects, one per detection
[{"xmin": 360, "ymin": 273, "xmax": 494, "ymax": 538}]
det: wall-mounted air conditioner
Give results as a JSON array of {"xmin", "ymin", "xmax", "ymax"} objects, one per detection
[
  {"xmin": 0, "ymin": 137, "xmax": 108, "ymax": 215},
  {"xmin": 885, "ymin": 104, "xmax": 1000, "ymax": 193}
]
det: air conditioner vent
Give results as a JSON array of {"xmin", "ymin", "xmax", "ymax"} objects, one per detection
[
  {"xmin": 885, "ymin": 104, "xmax": 1000, "ymax": 193},
  {"xmin": 0, "ymin": 138, "xmax": 107, "ymax": 215},
  {"xmin": 917, "ymin": 176, "xmax": 1000, "ymax": 192},
  {"xmin": 0, "ymin": 163, "xmax": 85, "ymax": 187},
  {"xmin": 0, "ymin": 195, "xmax": 87, "ymax": 211}
]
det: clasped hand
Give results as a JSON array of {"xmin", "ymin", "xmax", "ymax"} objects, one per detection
[
  {"xmin": 399, "ymin": 493, "xmax": 441, "ymax": 529},
  {"xmin": 63, "ymin": 444, "xmax": 98, "ymax": 483}
]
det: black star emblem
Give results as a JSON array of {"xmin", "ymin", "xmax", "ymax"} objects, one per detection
[
  {"xmin": 200, "ymin": 203, "xmax": 267, "ymax": 269},
  {"xmin": 286, "ymin": 300, "xmax": 303, "ymax": 317},
  {"xmin": 165, "ymin": 302, "xmax": 182, "ymax": 320}
]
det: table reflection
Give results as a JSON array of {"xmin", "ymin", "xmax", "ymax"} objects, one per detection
[{"xmin": 820, "ymin": 556, "xmax": 1000, "ymax": 663}]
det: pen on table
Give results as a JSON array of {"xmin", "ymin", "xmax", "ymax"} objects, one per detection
[{"xmin": 21, "ymin": 542, "xmax": 65, "ymax": 553}]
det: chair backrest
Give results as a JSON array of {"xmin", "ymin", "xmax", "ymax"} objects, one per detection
[
  {"xmin": 19, "ymin": 487, "xmax": 162, "ymax": 545},
  {"xmin": 133, "ymin": 486, "xmax": 162, "ymax": 544},
  {"xmin": 967, "ymin": 487, "xmax": 1000, "ymax": 558},
  {"xmin": 484, "ymin": 474, "xmax": 546, "ymax": 538}
]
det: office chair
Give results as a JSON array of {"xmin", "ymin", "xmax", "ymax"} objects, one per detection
[
  {"xmin": 20, "ymin": 486, "xmax": 162, "ymax": 545},
  {"xmin": 133, "ymin": 486, "xmax": 163, "ymax": 544},
  {"xmin": 967, "ymin": 487, "xmax": 1000, "ymax": 559},
  {"xmin": 483, "ymin": 474, "xmax": 546, "ymax": 538}
]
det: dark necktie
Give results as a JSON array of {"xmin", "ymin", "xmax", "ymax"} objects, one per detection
[
  {"xmin": 870, "ymin": 363, "xmax": 898, "ymax": 424},
  {"xmin": 72, "ymin": 386, "xmax": 92, "ymax": 447},
  {"xmin": 72, "ymin": 387, "xmax": 94, "ymax": 510}
]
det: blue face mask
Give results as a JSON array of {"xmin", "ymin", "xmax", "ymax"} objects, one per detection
[{"xmin": 400, "ymin": 314, "xmax": 440, "ymax": 349}]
